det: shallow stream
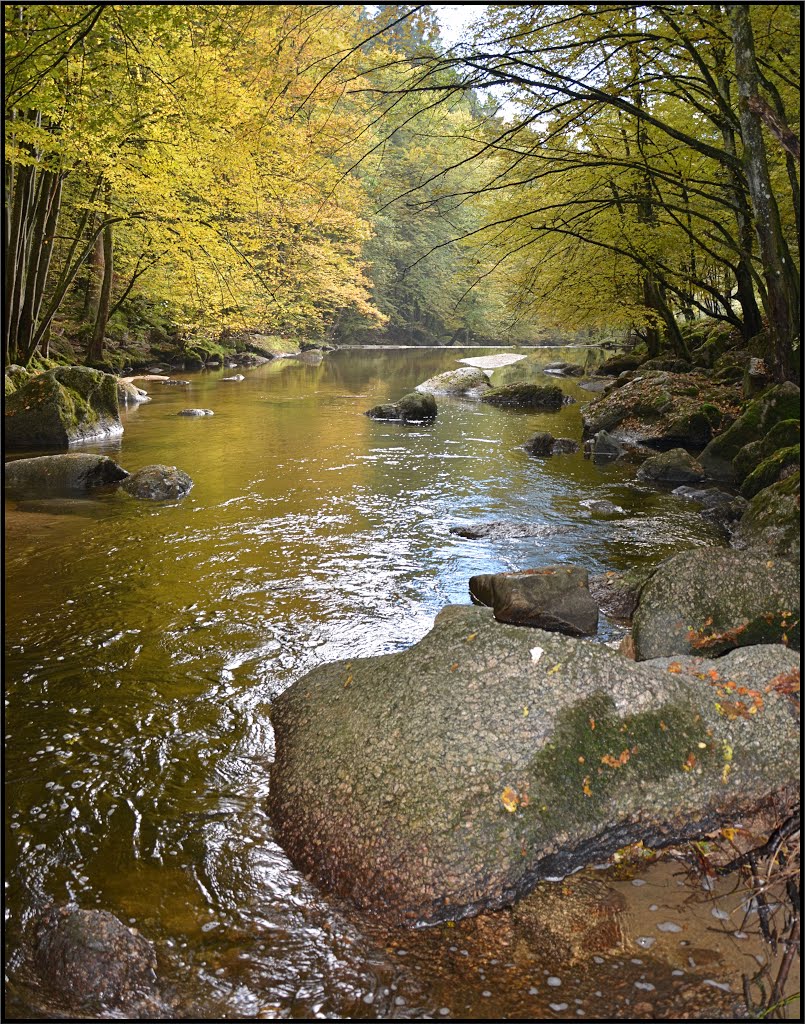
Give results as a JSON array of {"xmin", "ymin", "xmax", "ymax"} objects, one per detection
[{"xmin": 4, "ymin": 347, "xmax": 788, "ymax": 1018}]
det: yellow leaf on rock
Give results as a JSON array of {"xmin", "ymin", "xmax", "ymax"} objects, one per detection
[{"xmin": 501, "ymin": 786, "xmax": 519, "ymax": 812}]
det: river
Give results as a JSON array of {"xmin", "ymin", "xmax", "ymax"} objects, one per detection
[{"xmin": 3, "ymin": 347, "xmax": 786, "ymax": 1018}]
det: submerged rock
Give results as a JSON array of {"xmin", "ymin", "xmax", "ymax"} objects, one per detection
[
  {"xmin": 120, "ymin": 464, "xmax": 193, "ymax": 501},
  {"xmin": 632, "ymin": 547, "xmax": 800, "ymax": 659},
  {"xmin": 33, "ymin": 905, "xmax": 157, "ymax": 1010},
  {"xmin": 4, "ymin": 453, "xmax": 128, "ymax": 497},
  {"xmin": 177, "ymin": 408, "xmax": 214, "ymax": 416},
  {"xmin": 269, "ymin": 605, "xmax": 799, "ymax": 925},
  {"xmin": 469, "ymin": 565, "xmax": 599, "ymax": 637},
  {"xmin": 523, "ymin": 432, "xmax": 579, "ymax": 456},
  {"xmin": 4, "ymin": 366, "xmax": 122, "ymax": 448},
  {"xmin": 450, "ymin": 522, "xmax": 571, "ymax": 540}
]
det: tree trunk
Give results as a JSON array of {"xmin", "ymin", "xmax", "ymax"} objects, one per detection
[
  {"xmin": 87, "ymin": 219, "xmax": 114, "ymax": 365},
  {"xmin": 728, "ymin": 5, "xmax": 800, "ymax": 383}
]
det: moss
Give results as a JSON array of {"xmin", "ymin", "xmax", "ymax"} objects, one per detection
[
  {"xmin": 733, "ymin": 471, "xmax": 800, "ymax": 561},
  {"xmin": 482, "ymin": 382, "xmax": 565, "ymax": 409},
  {"xmin": 740, "ymin": 445, "xmax": 801, "ymax": 499},
  {"xmin": 733, "ymin": 419, "xmax": 801, "ymax": 481},
  {"xmin": 528, "ymin": 694, "xmax": 713, "ymax": 828}
]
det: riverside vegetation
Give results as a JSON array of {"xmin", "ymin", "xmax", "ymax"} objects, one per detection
[{"xmin": 4, "ymin": 3, "xmax": 801, "ymax": 1020}]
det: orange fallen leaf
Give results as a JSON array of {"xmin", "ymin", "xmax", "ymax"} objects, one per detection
[{"xmin": 501, "ymin": 786, "xmax": 519, "ymax": 813}]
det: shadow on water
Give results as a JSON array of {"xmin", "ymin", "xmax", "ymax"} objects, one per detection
[{"xmin": 4, "ymin": 347, "xmax": 786, "ymax": 1019}]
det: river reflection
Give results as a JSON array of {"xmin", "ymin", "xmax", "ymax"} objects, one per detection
[{"xmin": 4, "ymin": 347, "xmax": 774, "ymax": 1019}]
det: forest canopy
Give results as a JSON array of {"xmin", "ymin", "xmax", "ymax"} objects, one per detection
[{"xmin": 3, "ymin": 4, "xmax": 800, "ymax": 380}]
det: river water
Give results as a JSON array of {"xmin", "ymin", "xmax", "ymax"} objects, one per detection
[{"xmin": 3, "ymin": 347, "xmax": 786, "ymax": 1018}]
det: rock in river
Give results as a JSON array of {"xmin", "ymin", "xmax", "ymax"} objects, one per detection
[
  {"xmin": 269, "ymin": 605, "xmax": 799, "ymax": 926},
  {"xmin": 5, "ymin": 453, "xmax": 128, "ymax": 497},
  {"xmin": 632, "ymin": 547, "xmax": 800, "ymax": 659},
  {"xmin": 33, "ymin": 905, "xmax": 158, "ymax": 1011},
  {"xmin": 4, "ymin": 366, "xmax": 122, "ymax": 448},
  {"xmin": 120, "ymin": 464, "xmax": 193, "ymax": 501},
  {"xmin": 366, "ymin": 391, "xmax": 437, "ymax": 423},
  {"xmin": 469, "ymin": 565, "xmax": 599, "ymax": 637},
  {"xmin": 415, "ymin": 366, "xmax": 491, "ymax": 398}
]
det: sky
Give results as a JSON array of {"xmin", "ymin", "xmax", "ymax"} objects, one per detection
[{"xmin": 432, "ymin": 4, "xmax": 487, "ymax": 46}]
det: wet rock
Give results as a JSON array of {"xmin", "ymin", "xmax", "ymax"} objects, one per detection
[
  {"xmin": 415, "ymin": 366, "xmax": 491, "ymax": 398},
  {"xmin": 581, "ymin": 498, "xmax": 625, "ymax": 515},
  {"xmin": 177, "ymin": 408, "xmax": 214, "ymax": 416},
  {"xmin": 120, "ymin": 464, "xmax": 193, "ymax": 501},
  {"xmin": 33, "ymin": 905, "xmax": 157, "ymax": 1010},
  {"xmin": 4, "ymin": 453, "xmax": 128, "ymax": 497},
  {"xmin": 732, "ymin": 419, "xmax": 800, "ymax": 483},
  {"xmin": 482, "ymin": 382, "xmax": 568, "ymax": 410},
  {"xmin": 221, "ymin": 374, "xmax": 246, "ymax": 381},
  {"xmin": 543, "ymin": 361, "xmax": 585, "ymax": 377},
  {"xmin": 698, "ymin": 382, "xmax": 800, "ymax": 482},
  {"xmin": 671, "ymin": 486, "xmax": 737, "ymax": 510},
  {"xmin": 632, "ymin": 547, "xmax": 800, "ymax": 659},
  {"xmin": 585, "ymin": 429, "xmax": 624, "ymax": 461},
  {"xmin": 366, "ymin": 392, "xmax": 437, "ymax": 423},
  {"xmin": 4, "ymin": 366, "xmax": 122, "ymax": 448},
  {"xmin": 512, "ymin": 874, "xmax": 626, "ymax": 963},
  {"xmin": 160, "ymin": 378, "xmax": 191, "ymax": 386},
  {"xmin": 117, "ymin": 380, "xmax": 151, "ymax": 404},
  {"xmin": 578, "ymin": 378, "xmax": 609, "ymax": 394},
  {"xmin": 469, "ymin": 565, "xmax": 599, "ymax": 637},
  {"xmin": 730, "ymin": 471, "xmax": 800, "ymax": 562},
  {"xmin": 269, "ymin": 605, "xmax": 799, "ymax": 926},
  {"xmin": 523, "ymin": 432, "xmax": 579, "ymax": 456},
  {"xmin": 450, "ymin": 522, "xmax": 571, "ymax": 540},
  {"xmin": 636, "ymin": 448, "xmax": 705, "ymax": 485},
  {"xmin": 588, "ymin": 569, "xmax": 653, "ymax": 623}
]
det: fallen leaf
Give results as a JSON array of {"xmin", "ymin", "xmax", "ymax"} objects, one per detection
[
  {"xmin": 501, "ymin": 786, "xmax": 519, "ymax": 813},
  {"xmin": 668, "ymin": 662, "xmax": 682, "ymax": 674},
  {"xmin": 582, "ymin": 776, "xmax": 592, "ymax": 797}
]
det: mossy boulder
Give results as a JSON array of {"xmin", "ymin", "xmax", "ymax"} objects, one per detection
[
  {"xmin": 632, "ymin": 548, "xmax": 800, "ymax": 659},
  {"xmin": 4, "ymin": 454, "xmax": 129, "ymax": 497},
  {"xmin": 581, "ymin": 371, "xmax": 741, "ymax": 448},
  {"xmin": 635, "ymin": 448, "xmax": 705, "ymax": 485},
  {"xmin": 740, "ymin": 444, "xmax": 800, "ymax": 500},
  {"xmin": 732, "ymin": 419, "xmax": 801, "ymax": 482},
  {"xmin": 481, "ymin": 382, "xmax": 566, "ymax": 410},
  {"xmin": 415, "ymin": 366, "xmax": 491, "ymax": 398},
  {"xmin": 731, "ymin": 471, "xmax": 800, "ymax": 562},
  {"xmin": 269, "ymin": 604, "xmax": 799, "ymax": 926},
  {"xmin": 366, "ymin": 392, "xmax": 437, "ymax": 422},
  {"xmin": 120, "ymin": 464, "xmax": 193, "ymax": 501},
  {"xmin": 4, "ymin": 366, "xmax": 122, "ymax": 449},
  {"xmin": 4, "ymin": 363, "xmax": 32, "ymax": 396},
  {"xmin": 698, "ymin": 382, "xmax": 801, "ymax": 481}
]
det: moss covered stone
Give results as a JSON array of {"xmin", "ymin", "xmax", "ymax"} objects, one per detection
[
  {"xmin": 699, "ymin": 382, "xmax": 801, "ymax": 481},
  {"xmin": 731, "ymin": 471, "xmax": 800, "ymax": 562},
  {"xmin": 269, "ymin": 605, "xmax": 799, "ymax": 926},
  {"xmin": 732, "ymin": 419, "xmax": 801, "ymax": 482},
  {"xmin": 4, "ymin": 366, "xmax": 122, "ymax": 449},
  {"xmin": 740, "ymin": 444, "xmax": 801, "ymax": 499},
  {"xmin": 481, "ymin": 382, "xmax": 566, "ymax": 409}
]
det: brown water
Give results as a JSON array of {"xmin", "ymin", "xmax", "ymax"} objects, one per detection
[{"xmin": 3, "ymin": 347, "xmax": 786, "ymax": 1019}]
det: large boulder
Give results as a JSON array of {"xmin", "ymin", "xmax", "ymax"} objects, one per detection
[
  {"xmin": 4, "ymin": 454, "xmax": 128, "ymax": 497},
  {"xmin": 739, "ymin": 444, "xmax": 800, "ymax": 500},
  {"xmin": 730, "ymin": 472, "xmax": 800, "ymax": 562},
  {"xmin": 469, "ymin": 565, "xmax": 599, "ymax": 637},
  {"xmin": 4, "ymin": 363, "xmax": 32, "ymax": 396},
  {"xmin": 481, "ymin": 382, "xmax": 567, "ymax": 410},
  {"xmin": 522, "ymin": 431, "xmax": 579, "ymax": 456},
  {"xmin": 4, "ymin": 366, "xmax": 122, "ymax": 448},
  {"xmin": 594, "ymin": 354, "xmax": 644, "ymax": 376},
  {"xmin": 632, "ymin": 548, "xmax": 800, "ymax": 660},
  {"xmin": 581, "ymin": 371, "xmax": 740, "ymax": 449},
  {"xmin": 269, "ymin": 606, "xmax": 799, "ymax": 926},
  {"xmin": 120, "ymin": 464, "xmax": 193, "ymax": 501},
  {"xmin": 33, "ymin": 906, "xmax": 157, "ymax": 1011},
  {"xmin": 415, "ymin": 366, "xmax": 490, "ymax": 398},
  {"xmin": 732, "ymin": 419, "xmax": 800, "ymax": 483},
  {"xmin": 635, "ymin": 448, "xmax": 705, "ymax": 485},
  {"xmin": 698, "ymin": 382, "xmax": 800, "ymax": 481}
]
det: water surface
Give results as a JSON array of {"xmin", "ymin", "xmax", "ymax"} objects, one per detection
[{"xmin": 5, "ymin": 347, "xmax": 776, "ymax": 1019}]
